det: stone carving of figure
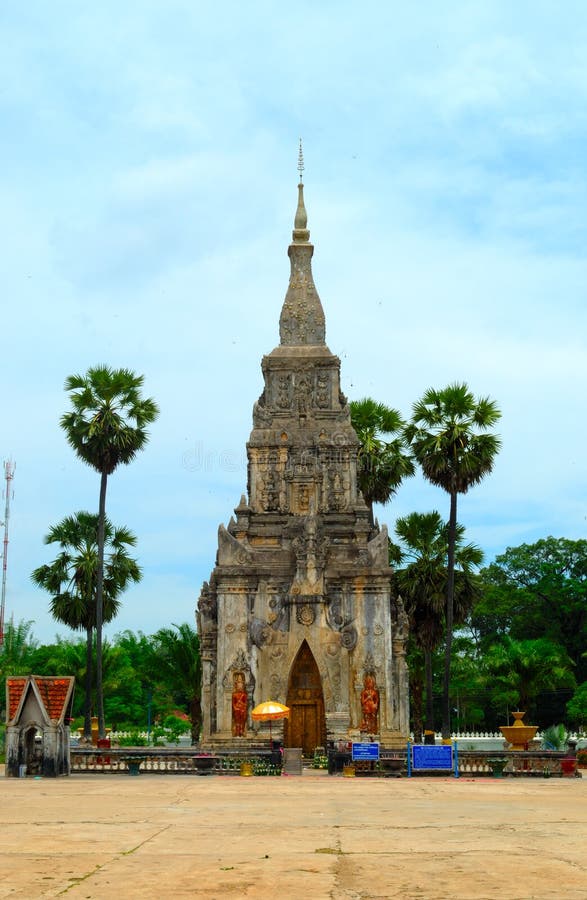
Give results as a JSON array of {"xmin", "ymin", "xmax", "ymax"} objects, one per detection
[
  {"xmin": 360, "ymin": 674, "xmax": 380, "ymax": 733},
  {"xmin": 395, "ymin": 600, "xmax": 409, "ymax": 643},
  {"xmin": 231, "ymin": 672, "xmax": 248, "ymax": 737},
  {"xmin": 276, "ymin": 375, "xmax": 291, "ymax": 409},
  {"xmin": 263, "ymin": 469, "xmax": 280, "ymax": 511},
  {"xmin": 316, "ymin": 373, "xmax": 329, "ymax": 408},
  {"xmin": 295, "ymin": 375, "xmax": 311, "ymax": 413},
  {"xmin": 298, "ymin": 484, "xmax": 310, "ymax": 513}
]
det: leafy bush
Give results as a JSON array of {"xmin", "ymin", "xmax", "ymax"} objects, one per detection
[
  {"xmin": 118, "ymin": 732, "xmax": 148, "ymax": 747},
  {"xmin": 151, "ymin": 715, "xmax": 189, "ymax": 746}
]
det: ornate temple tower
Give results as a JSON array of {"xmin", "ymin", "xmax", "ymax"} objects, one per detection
[{"xmin": 197, "ymin": 165, "xmax": 409, "ymax": 752}]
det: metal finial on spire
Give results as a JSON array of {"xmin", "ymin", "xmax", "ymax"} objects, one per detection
[{"xmin": 297, "ymin": 138, "xmax": 304, "ymax": 183}]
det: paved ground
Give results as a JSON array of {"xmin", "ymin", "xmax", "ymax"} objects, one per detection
[{"xmin": 0, "ymin": 768, "xmax": 585, "ymax": 899}]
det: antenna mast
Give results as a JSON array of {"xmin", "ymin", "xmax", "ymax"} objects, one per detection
[{"xmin": 0, "ymin": 460, "xmax": 15, "ymax": 649}]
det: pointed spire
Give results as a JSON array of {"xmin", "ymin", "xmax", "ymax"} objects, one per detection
[
  {"xmin": 293, "ymin": 139, "xmax": 309, "ymax": 242},
  {"xmin": 279, "ymin": 144, "xmax": 326, "ymax": 346}
]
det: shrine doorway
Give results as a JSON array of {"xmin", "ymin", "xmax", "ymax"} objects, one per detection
[
  {"xmin": 285, "ymin": 640, "xmax": 326, "ymax": 755},
  {"xmin": 21, "ymin": 725, "xmax": 43, "ymax": 776}
]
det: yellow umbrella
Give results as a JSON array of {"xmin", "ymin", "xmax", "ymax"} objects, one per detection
[{"xmin": 251, "ymin": 700, "xmax": 290, "ymax": 745}]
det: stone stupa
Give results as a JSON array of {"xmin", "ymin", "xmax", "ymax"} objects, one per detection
[{"xmin": 197, "ymin": 150, "xmax": 409, "ymax": 752}]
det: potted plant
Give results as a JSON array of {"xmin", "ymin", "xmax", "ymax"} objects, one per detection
[
  {"xmin": 576, "ymin": 749, "xmax": 587, "ymax": 770},
  {"xmin": 560, "ymin": 757, "xmax": 577, "ymax": 777},
  {"xmin": 487, "ymin": 757, "xmax": 508, "ymax": 778}
]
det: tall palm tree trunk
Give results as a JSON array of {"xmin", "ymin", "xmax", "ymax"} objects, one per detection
[
  {"xmin": 424, "ymin": 648, "xmax": 435, "ymax": 740},
  {"xmin": 442, "ymin": 489, "xmax": 458, "ymax": 738},
  {"xmin": 84, "ymin": 624, "xmax": 93, "ymax": 739},
  {"xmin": 96, "ymin": 470, "xmax": 108, "ymax": 739}
]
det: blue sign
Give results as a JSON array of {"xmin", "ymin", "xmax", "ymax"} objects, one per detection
[
  {"xmin": 412, "ymin": 744, "xmax": 453, "ymax": 770},
  {"xmin": 352, "ymin": 742, "xmax": 380, "ymax": 761}
]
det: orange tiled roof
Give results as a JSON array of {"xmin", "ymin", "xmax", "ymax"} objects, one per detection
[
  {"xmin": 5, "ymin": 676, "xmax": 74, "ymax": 724},
  {"xmin": 33, "ymin": 677, "xmax": 73, "ymax": 721},
  {"xmin": 7, "ymin": 677, "xmax": 27, "ymax": 721}
]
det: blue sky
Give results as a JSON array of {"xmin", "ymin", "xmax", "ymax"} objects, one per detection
[{"xmin": 2, "ymin": 1, "xmax": 586, "ymax": 644}]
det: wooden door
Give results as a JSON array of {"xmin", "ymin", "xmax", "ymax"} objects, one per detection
[
  {"xmin": 285, "ymin": 641, "xmax": 326, "ymax": 755},
  {"xmin": 289, "ymin": 702, "xmax": 322, "ymax": 755}
]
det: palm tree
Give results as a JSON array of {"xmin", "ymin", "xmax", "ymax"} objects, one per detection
[
  {"xmin": 150, "ymin": 624, "xmax": 202, "ymax": 744},
  {"xmin": 350, "ymin": 398, "xmax": 414, "ymax": 523},
  {"xmin": 393, "ymin": 511, "xmax": 483, "ymax": 737},
  {"xmin": 0, "ymin": 619, "xmax": 37, "ymax": 676},
  {"xmin": 405, "ymin": 383, "xmax": 500, "ymax": 737},
  {"xmin": 60, "ymin": 366, "xmax": 158, "ymax": 738},
  {"xmin": 31, "ymin": 512, "xmax": 141, "ymax": 738}
]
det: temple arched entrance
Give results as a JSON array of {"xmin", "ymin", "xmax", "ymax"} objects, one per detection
[{"xmin": 284, "ymin": 640, "xmax": 326, "ymax": 755}]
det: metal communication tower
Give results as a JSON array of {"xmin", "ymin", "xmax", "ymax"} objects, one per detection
[{"xmin": 0, "ymin": 459, "xmax": 15, "ymax": 649}]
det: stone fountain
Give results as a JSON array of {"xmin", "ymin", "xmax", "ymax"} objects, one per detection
[{"xmin": 500, "ymin": 711, "xmax": 538, "ymax": 750}]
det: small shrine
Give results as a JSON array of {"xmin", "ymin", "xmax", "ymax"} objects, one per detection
[
  {"xmin": 4, "ymin": 675, "xmax": 75, "ymax": 777},
  {"xmin": 197, "ymin": 158, "xmax": 410, "ymax": 753}
]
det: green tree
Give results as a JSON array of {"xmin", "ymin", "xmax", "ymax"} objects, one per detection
[
  {"xmin": 111, "ymin": 630, "xmax": 163, "ymax": 730},
  {"xmin": 31, "ymin": 512, "xmax": 141, "ymax": 738},
  {"xmin": 0, "ymin": 620, "xmax": 38, "ymax": 720},
  {"xmin": 60, "ymin": 365, "xmax": 159, "ymax": 738},
  {"xmin": 392, "ymin": 511, "xmax": 483, "ymax": 736},
  {"xmin": 150, "ymin": 624, "xmax": 202, "ymax": 744},
  {"xmin": 350, "ymin": 398, "xmax": 414, "ymax": 522},
  {"xmin": 484, "ymin": 636, "xmax": 575, "ymax": 722},
  {"xmin": 566, "ymin": 681, "xmax": 587, "ymax": 729},
  {"xmin": 448, "ymin": 635, "xmax": 488, "ymax": 732},
  {"xmin": 474, "ymin": 538, "xmax": 587, "ymax": 682},
  {"xmin": 405, "ymin": 383, "xmax": 501, "ymax": 737},
  {"xmin": 101, "ymin": 640, "xmax": 146, "ymax": 729}
]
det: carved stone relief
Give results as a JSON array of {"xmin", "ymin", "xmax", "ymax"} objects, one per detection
[
  {"xmin": 324, "ymin": 635, "xmax": 341, "ymax": 657},
  {"xmin": 270, "ymin": 645, "xmax": 285, "ymax": 662},
  {"xmin": 222, "ymin": 650, "xmax": 255, "ymax": 696},
  {"xmin": 328, "ymin": 468, "xmax": 348, "ymax": 511},
  {"xmin": 250, "ymin": 617, "xmax": 272, "ymax": 648},
  {"xmin": 296, "ymin": 604, "xmax": 315, "ymax": 626},
  {"xmin": 269, "ymin": 593, "xmax": 290, "ymax": 631},
  {"xmin": 262, "ymin": 467, "xmax": 280, "ymax": 512},
  {"xmin": 362, "ymin": 652, "xmax": 380, "ymax": 678},
  {"xmin": 315, "ymin": 372, "xmax": 330, "ymax": 408},
  {"xmin": 325, "ymin": 597, "xmax": 345, "ymax": 630},
  {"xmin": 276, "ymin": 374, "xmax": 292, "ymax": 409},
  {"xmin": 367, "ymin": 525, "xmax": 389, "ymax": 566},
  {"xmin": 324, "ymin": 593, "xmax": 357, "ymax": 651},
  {"xmin": 253, "ymin": 397, "xmax": 273, "ymax": 427},
  {"xmin": 217, "ymin": 526, "xmax": 253, "ymax": 567},
  {"xmin": 340, "ymin": 624, "xmax": 358, "ymax": 651},
  {"xmin": 295, "ymin": 373, "xmax": 312, "ymax": 414}
]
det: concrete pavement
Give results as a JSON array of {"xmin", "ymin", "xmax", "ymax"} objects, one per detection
[{"xmin": 0, "ymin": 769, "xmax": 585, "ymax": 899}]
